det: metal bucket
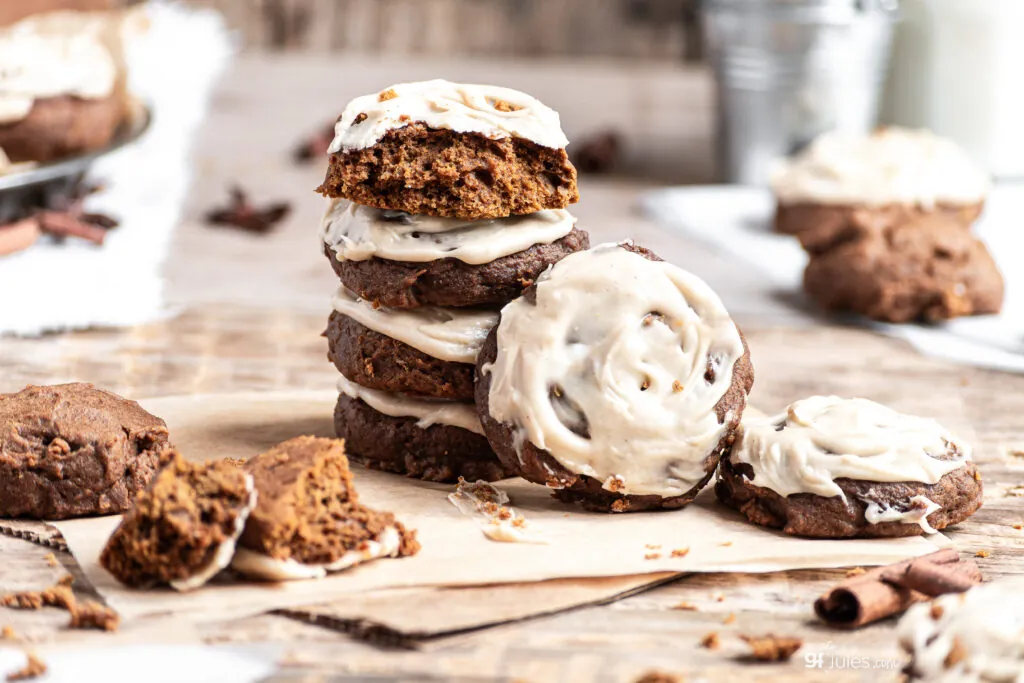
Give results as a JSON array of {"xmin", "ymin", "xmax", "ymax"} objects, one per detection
[{"xmin": 702, "ymin": 0, "xmax": 898, "ymax": 185}]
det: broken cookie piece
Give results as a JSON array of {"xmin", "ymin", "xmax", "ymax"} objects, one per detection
[
  {"xmin": 100, "ymin": 456, "xmax": 256, "ymax": 591},
  {"xmin": 231, "ymin": 437, "xmax": 419, "ymax": 581}
]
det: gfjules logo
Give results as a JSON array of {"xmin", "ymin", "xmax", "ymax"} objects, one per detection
[{"xmin": 803, "ymin": 641, "xmax": 903, "ymax": 671}]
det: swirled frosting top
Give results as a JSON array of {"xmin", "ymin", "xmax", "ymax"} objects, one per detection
[
  {"xmin": 0, "ymin": 12, "xmax": 119, "ymax": 124},
  {"xmin": 733, "ymin": 396, "xmax": 970, "ymax": 500},
  {"xmin": 321, "ymin": 199, "xmax": 576, "ymax": 265},
  {"xmin": 770, "ymin": 128, "xmax": 990, "ymax": 208},
  {"xmin": 483, "ymin": 243, "xmax": 746, "ymax": 498},
  {"xmin": 328, "ymin": 79, "xmax": 569, "ymax": 153},
  {"xmin": 899, "ymin": 580, "xmax": 1024, "ymax": 682}
]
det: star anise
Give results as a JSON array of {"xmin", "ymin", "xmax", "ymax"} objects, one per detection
[
  {"xmin": 205, "ymin": 186, "xmax": 291, "ymax": 234},
  {"xmin": 292, "ymin": 120, "xmax": 337, "ymax": 162}
]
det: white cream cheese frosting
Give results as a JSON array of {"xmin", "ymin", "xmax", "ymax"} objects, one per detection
[
  {"xmin": 231, "ymin": 526, "xmax": 401, "ymax": 582},
  {"xmin": 864, "ymin": 495, "xmax": 941, "ymax": 534},
  {"xmin": 0, "ymin": 12, "xmax": 119, "ymax": 124},
  {"xmin": 329, "ymin": 79, "xmax": 569, "ymax": 153},
  {"xmin": 770, "ymin": 128, "xmax": 990, "ymax": 208},
  {"xmin": 899, "ymin": 580, "xmax": 1024, "ymax": 682},
  {"xmin": 733, "ymin": 396, "xmax": 970, "ymax": 505},
  {"xmin": 447, "ymin": 479, "xmax": 544, "ymax": 544},
  {"xmin": 332, "ymin": 287, "xmax": 497, "ymax": 364},
  {"xmin": 321, "ymin": 199, "xmax": 576, "ymax": 266},
  {"xmin": 338, "ymin": 374, "xmax": 484, "ymax": 435},
  {"xmin": 169, "ymin": 475, "xmax": 257, "ymax": 592},
  {"xmin": 482, "ymin": 243, "xmax": 746, "ymax": 498}
]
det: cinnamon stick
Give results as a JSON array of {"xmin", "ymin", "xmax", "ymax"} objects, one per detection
[{"xmin": 815, "ymin": 548, "xmax": 981, "ymax": 629}]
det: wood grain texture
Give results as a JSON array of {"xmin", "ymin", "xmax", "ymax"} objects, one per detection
[{"xmin": 1, "ymin": 54, "xmax": 1023, "ymax": 682}]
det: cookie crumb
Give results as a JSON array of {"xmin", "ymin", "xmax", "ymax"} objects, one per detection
[
  {"xmin": 43, "ymin": 554, "xmax": 58, "ymax": 568},
  {"xmin": 353, "ymin": 112, "xmax": 368, "ymax": 125},
  {"xmin": 672, "ymin": 381, "xmax": 684, "ymax": 393},
  {"xmin": 714, "ymin": 593, "xmax": 725, "ymax": 603},
  {"xmin": 845, "ymin": 567, "xmax": 866, "ymax": 577},
  {"xmin": 644, "ymin": 553, "xmax": 662, "ymax": 561},
  {"xmin": 398, "ymin": 114, "xmax": 410, "ymax": 123},
  {"xmin": 633, "ymin": 672, "xmax": 681, "ymax": 683},
  {"xmin": 1, "ymin": 626, "xmax": 16, "ymax": 640},
  {"xmin": 719, "ymin": 541, "xmax": 733, "ymax": 547},
  {"xmin": 1, "ymin": 583, "xmax": 74, "ymax": 611},
  {"xmin": 930, "ymin": 603, "xmax": 945, "ymax": 620},
  {"xmin": 6, "ymin": 653, "xmax": 46, "ymax": 681},
  {"xmin": 975, "ymin": 550, "xmax": 991, "ymax": 558},
  {"xmin": 1013, "ymin": 524, "xmax": 1023, "ymax": 531},
  {"xmin": 489, "ymin": 98, "xmax": 521, "ymax": 113},
  {"xmin": 974, "ymin": 470, "xmax": 983, "ymax": 482},
  {"xmin": 671, "ymin": 601, "xmax": 698, "ymax": 611},
  {"xmin": 671, "ymin": 547, "xmax": 690, "ymax": 558},
  {"xmin": 740, "ymin": 634, "xmax": 803, "ymax": 662},
  {"xmin": 378, "ymin": 88, "xmax": 398, "ymax": 102},
  {"xmin": 611, "ymin": 500, "xmax": 628, "ymax": 513},
  {"xmin": 70, "ymin": 600, "xmax": 119, "ymax": 632},
  {"xmin": 699, "ymin": 632, "xmax": 720, "ymax": 650},
  {"xmin": 723, "ymin": 613, "xmax": 736, "ymax": 625},
  {"xmin": 644, "ymin": 544, "xmax": 662, "ymax": 550}
]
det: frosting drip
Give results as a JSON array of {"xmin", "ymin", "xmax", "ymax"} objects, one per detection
[
  {"xmin": 483, "ymin": 243, "xmax": 745, "ymax": 498},
  {"xmin": 338, "ymin": 374, "xmax": 484, "ymax": 435},
  {"xmin": 332, "ymin": 287, "xmax": 497, "ymax": 364},
  {"xmin": 329, "ymin": 79, "xmax": 569, "ymax": 153},
  {"xmin": 231, "ymin": 526, "xmax": 401, "ymax": 581},
  {"xmin": 0, "ymin": 12, "xmax": 119, "ymax": 124},
  {"xmin": 771, "ymin": 128, "xmax": 990, "ymax": 208},
  {"xmin": 899, "ymin": 580, "xmax": 1024, "ymax": 682},
  {"xmin": 321, "ymin": 199, "xmax": 576, "ymax": 265},
  {"xmin": 733, "ymin": 396, "xmax": 970, "ymax": 500},
  {"xmin": 863, "ymin": 495, "xmax": 940, "ymax": 534}
]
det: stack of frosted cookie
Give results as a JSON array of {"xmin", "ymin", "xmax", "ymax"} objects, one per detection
[
  {"xmin": 318, "ymin": 80, "xmax": 587, "ymax": 483},
  {"xmin": 771, "ymin": 128, "xmax": 1004, "ymax": 323}
]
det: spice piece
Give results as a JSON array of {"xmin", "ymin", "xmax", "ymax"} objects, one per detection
[
  {"xmin": 671, "ymin": 547, "xmax": 690, "ymax": 558},
  {"xmin": 292, "ymin": 120, "xmax": 337, "ymax": 162},
  {"xmin": 699, "ymin": 632, "xmax": 720, "ymax": 650},
  {"xmin": 645, "ymin": 553, "xmax": 662, "ymax": 561},
  {"xmin": 975, "ymin": 550, "xmax": 990, "ymax": 558},
  {"xmin": 814, "ymin": 548, "xmax": 982, "ymax": 629},
  {"xmin": 572, "ymin": 130, "xmax": 622, "ymax": 174},
  {"xmin": 6, "ymin": 653, "xmax": 46, "ymax": 681},
  {"xmin": 672, "ymin": 381, "xmax": 684, "ymax": 393},
  {"xmin": 740, "ymin": 634, "xmax": 803, "ymax": 662},
  {"xmin": 205, "ymin": 186, "xmax": 291, "ymax": 234},
  {"xmin": 644, "ymin": 544, "xmax": 662, "ymax": 550},
  {"xmin": 714, "ymin": 594, "xmax": 725, "ymax": 602},
  {"xmin": 1014, "ymin": 524, "xmax": 1023, "ymax": 530},
  {"xmin": 37, "ymin": 209, "xmax": 115, "ymax": 244},
  {"xmin": 671, "ymin": 601, "xmax": 698, "ymax": 611},
  {"xmin": 930, "ymin": 603, "xmax": 944, "ymax": 619},
  {"xmin": 719, "ymin": 541, "xmax": 733, "ymax": 547},
  {"xmin": 1, "ymin": 626, "xmax": 15, "ymax": 640},
  {"xmin": 723, "ymin": 613, "xmax": 736, "ymax": 625}
]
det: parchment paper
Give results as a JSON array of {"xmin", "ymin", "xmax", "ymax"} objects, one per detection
[{"xmin": 52, "ymin": 391, "xmax": 947, "ymax": 623}]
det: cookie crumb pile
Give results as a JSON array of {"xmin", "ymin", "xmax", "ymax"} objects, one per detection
[{"xmin": 317, "ymin": 80, "xmax": 587, "ymax": 483}]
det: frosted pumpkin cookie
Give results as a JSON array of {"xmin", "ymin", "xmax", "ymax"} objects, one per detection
[
  {"xmin": 321, "ymin": 199, "xmax": 589, "ymax": 308},
  {"xmin": 715, "ymin": 396, "xmax": 982, "ymax": 538},
  {"xmin": 231, "ymin": 436, "xmax": 419, "ymax": 581},
  {"xmin": 316, "ymin": 80, "xmax": 579, "ymax": 220},
  {"xmin": 101, "ymin": 455, "xmax": 255, "ymax": 591},
  {"xmin": 476, "ymin": 242, "xmax": 754, "ymax": 512},
  {"xmin": 771, "ymin": 128, "xmax": 989, "ymax": 237},
  {"xmin": 899, "ymin": 579, "xmax": 1024, "ymax": 681}
]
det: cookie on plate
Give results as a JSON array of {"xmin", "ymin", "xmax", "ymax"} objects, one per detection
[
  {"xmin": 0, "ymin": 383, "xmax": 172, "ymax": 519},
  {"xmin": 334, "ymin": 375, "xmax": 507, "ymax": 483},
  {"xmin": 231, "ymin": 436, "xmax": 420, "ymax": 581},
  {"xmin": 100, "ymin": 456, "xmax": 256, "ymax": 591},
  {"xmin": 476, "ymin": 242, "xmax": 754, "ymax": 512},
  {"xmin": 898, "ymin": 579, "xmax": 1024, "ymax": 681},
  {"xmin": 316, "ymin": 80, "xmax": 579, "ymax": 220},
  {"xmin": 325, "ymin": 287, "xmax": 498, "ymax": 401},
  {"xmin": 715, "ymin": 396, "xmax": 982, "ymax": 538},
  {"xmin": 771, "ymin": 127, "xmax": 989, "ymax": 236},
  {"xmin": 801, "ymin": 210, "xmax": 1004, "ymax": 323},
  {"xmin": 0, "ymin": 11, "xmax": 127, "ymax": 163},
  {"xmin": 321, "ymin": 199, "xmax": 589, "ymax": 308}
]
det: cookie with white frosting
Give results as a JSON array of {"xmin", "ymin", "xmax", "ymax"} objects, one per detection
[
  {"xmin": 771, "ymin": 128, "xmax": 989, "ymax": 237},
  {"xmin": 321, "ymin": 199, "xmax": 590, "ymax": 308},
  {"xmin": 715, "ymin": 396, "xmax": 982, "ymax": 538},
  {"xmin": 101, "ymin": 455, "xmax": 256, "ymax": 591},
  {"xmin": 232, "ymin": 436, "xmax": 420, "ymax": 581},
  {"xmin": 0, "ymin": 10, "xmax": 127, "ymax": 163},
  {"xmin": 476, "ymin": 242, "xmax": 754, "ymax": 512},
  {"xmin": 899, "ymin": 580, "xmax": 1024, "ymax": 682},
  {"xmin": 801, "ymin": 210, "xmax": 1003, "ymax": 323},
  {"xmin": 334, "ymin": 375, "xmax": 507, "ymax": 483},
  {"xmin": 325, "ymin": 287, "xmax": 497, "ymax": 400},
  {"xmin": 316, "ymin": 80, "xmax": 579, "ymax": 220}
]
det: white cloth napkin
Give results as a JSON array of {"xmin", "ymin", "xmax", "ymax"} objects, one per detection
[
  {"xmin": 0, "ymin": 3, "xmax": 232, "ymax": 336},
  {"xmin": 640, "ymin": 183, "xmax": 1024, "ymax": 373}
]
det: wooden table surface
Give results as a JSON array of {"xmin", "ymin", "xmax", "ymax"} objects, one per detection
[{"xmin": 3, "ymin": 55, "xmax": 1024, "ymax": 683}]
